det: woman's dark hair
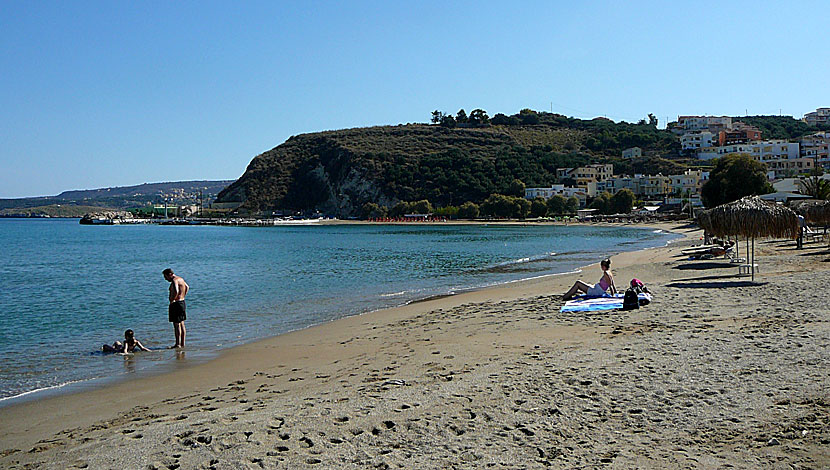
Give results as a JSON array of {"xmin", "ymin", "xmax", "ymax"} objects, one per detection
[
  {"xmin": 601, "ymin": 258, "xmax": 611, "ymax": 267},
  {"xmin": 124, "ymin": 329, "xmax": 134, "ymax": 339}
]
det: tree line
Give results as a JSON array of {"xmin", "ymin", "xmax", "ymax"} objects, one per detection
[{"xmin": 360, "ymin": 188, "xmax": 638, "ymax": 220}]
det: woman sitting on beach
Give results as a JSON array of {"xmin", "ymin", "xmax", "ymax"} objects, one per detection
[
  {"xmin": 562, "ymin": 258, "xmax": 617, "ymax": 300},
  {"xmin": 102, "ymin": 329, "xmax": 151, "ymax": 354}
]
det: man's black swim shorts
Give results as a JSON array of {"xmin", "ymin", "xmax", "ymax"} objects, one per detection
[{"xmin": 169, "ymin": 300, "xmax": 186, "ymax": 323}]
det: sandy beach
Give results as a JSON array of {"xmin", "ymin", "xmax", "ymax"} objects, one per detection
[{"xmin": 1, "ymin": 221, "xmax": 828, "ymax": 469}]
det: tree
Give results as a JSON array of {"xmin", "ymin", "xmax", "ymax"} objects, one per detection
[
  {"xmin": 468, "ymin": 109, "xmax": 490, "ymax": 126},
  {"xmin": 360, "ymin": 202, "xmax": 387, "ymax": 219},
  {"xmin": 566, "ymin": 196, "xmax": 580, "ymax": 213},
  {"xmin": 589, "ymin": 192, "xmax": 612, "ymax": 214},
  {"xmin": 508, "ymin": 179, "xmax": 526, "ymax": 197},
  {"xmin": 518, "ymin": 108, "xmax": 539, "ymax": 125},
  {"xmin": 389, "ymin": 201, "xmax": 412, "ymax": 217},
  {"xmin": 610, "ymin": 189, "xmax": 635, "ymax": 214},
  {"xmin": 440, "ymin": 114, "xmax": 456, "ymax": 128},
  {"xmin": 513, "ymin": 197, "xmax": 531, "ymax": 219},
  {"xmin": 480, "ymin": 194, "xmax": 514, "ymax": 218},
  {"xmin": 456, "ymin": 109, "xmax": 468, "ymax": 124},
  {"xmin": 491, "ymin": 113, "xmax": 517, "ymax": 125},
  {"xmin": 648, "ymin": 113, "xmax": 658, "ymax": 127},
  {"xmin": 458, "ymin": 201, "xmax": 479, "ymax": 219},
  {"xmin": 434, "ymin": 205, "xmax": 459, "ymax": 218},
  {"xmin": 701, "ymin": 153, "xmax": 774, "ymax": 208},
  {"xmin": 410, "ymin": 199, "xmax": 434, "ymax": 214},
  {"xmin": 530, "ymin": 197, "xmax": 548, "ymax": 218},
  {"xmin": 430, "ymin": 110, "xmax": 444, "ymax": 124},
  {"xmin": 547, "ymin": 194, "xmax": 567, "ymax": 215},
  {"xmin": 800, "ymin": 176, "xmax": 830, "ymax": 200}
]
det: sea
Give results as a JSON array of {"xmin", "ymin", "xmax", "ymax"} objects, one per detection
[{"xmin": 0, "ymin": 218, "xmax": 680, "ymax": 405}]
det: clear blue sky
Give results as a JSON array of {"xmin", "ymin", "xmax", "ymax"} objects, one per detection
[{"xmin": 2, "ymin": 1, "xmax": 828, "ymax": 197}]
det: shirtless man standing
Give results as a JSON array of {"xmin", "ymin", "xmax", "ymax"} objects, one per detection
[{"xmin": 163, "ymin": 268, "xmax": 189, "ymax": 348}]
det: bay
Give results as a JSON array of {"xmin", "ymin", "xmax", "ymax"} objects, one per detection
[{"xmin": 0, "ymin": 218, "xmax": 679, "ymax": 403}]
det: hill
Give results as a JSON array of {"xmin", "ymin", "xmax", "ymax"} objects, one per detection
[
  {"xmin": 216, "ymin": 111, "xmax": 687, "ymax": 216},
  {"xmin": 735, "ymin": 115, "xmax": 827, "ymax": 140},
  {"xmin": 0, "ymin": 180, "xmax": 234, "ymax": 213},
  {"xmin": 0, "ymin": 204, "xmax": 118, "ymax": 218}
]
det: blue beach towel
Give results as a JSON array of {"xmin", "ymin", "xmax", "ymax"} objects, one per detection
[{"xmin": 560, "ymin": 293, "xmax": 652, "ymax": 313}]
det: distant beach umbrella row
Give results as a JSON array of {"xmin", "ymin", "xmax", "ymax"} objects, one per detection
[
  {"xmin": 697, "ymin": 196, "xmax": 799, "ymax": 240},
  {"xmin": 789, "ymin": 199, "xmax": 830, "ymax": 224}
]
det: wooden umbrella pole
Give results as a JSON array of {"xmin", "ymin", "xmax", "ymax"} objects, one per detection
[{"xmin": 751, "ymin": 237, "xmax": 755, "ymax": 282}]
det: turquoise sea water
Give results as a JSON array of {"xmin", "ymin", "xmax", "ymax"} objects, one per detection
[{"xmin": 0, "ymin": 219, "xmax": 679, "ymax": 403}]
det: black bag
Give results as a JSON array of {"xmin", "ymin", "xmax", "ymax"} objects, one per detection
[{"xmin": 622, "ymin": 288, "xmax": 640, "ymax": 310}]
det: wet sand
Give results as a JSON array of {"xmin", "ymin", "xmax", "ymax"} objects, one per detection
[{"xmin": 1, "ymin": 222, "xmax": 828, "ymax": 469}]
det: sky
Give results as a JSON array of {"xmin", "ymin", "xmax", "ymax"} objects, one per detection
[{"xmin": 1, "ymin": 1, "xmax": 828, "ymax": 198}]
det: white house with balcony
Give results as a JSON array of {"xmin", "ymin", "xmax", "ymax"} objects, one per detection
[
  {"xmin": 669, "ymin": 169, "xmax": 709, "ymax": 195},
  {"xmin": 681, "ymin": 131, "xmax": 716, "ymax": 151},
  {"xmin": 750, "ymin": 140, "xmax": 800, "ymax": 163}
]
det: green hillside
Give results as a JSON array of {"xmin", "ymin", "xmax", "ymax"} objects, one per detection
[
  {"xmin": 216, "ymin": 110, "xmax": 686, "ymax": 216},
  {"xmin": 0, "ymin": 180, "xmax": 233, "ymax": 212},
  {"xmin": 0, "ymin": 204, "xmax": 116, "ymax": 218}
]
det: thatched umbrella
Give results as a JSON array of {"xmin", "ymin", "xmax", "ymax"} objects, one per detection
[
  {"xmin": 696, "ymin": 196, "xmax": 799, "ymax": 281},
  {"xmin": 790, "ymin": 199, "xmax": 830, "ymax": 225}
]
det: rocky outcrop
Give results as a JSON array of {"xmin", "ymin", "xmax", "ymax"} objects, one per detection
[{"xmin": 79, "ymin": 211, "xmax": 134, "ymax": 224}]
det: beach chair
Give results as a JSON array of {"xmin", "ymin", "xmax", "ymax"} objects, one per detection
[
  {"xmin": 738, "ymin": 263, "xmax": 759, "ymax": 275},
  {"xmin": 804, "ymin": 226, "xmax": 825, "ymax": 244},
  {"xmin": 724, "ymin": 247, "xmax": 746, "ymax": 264}
]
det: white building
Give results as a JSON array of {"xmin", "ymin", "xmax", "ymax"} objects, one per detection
[
  {"xmin": 681, "ymin": 131, "xmax": 716, "ymax": 151},
  {"xmin": 622, "ymin": 147, "xmax": 642, "ymax": 159},
  {"xmin": 696, "ymin": 144, "xmax": 754, "ymax": 161},
  {"xmin": 800, "ymin": 132, "xmax": 830, "ymax": 168},
  {"xmin": 669, "ymin": 169, "xmax": 709, "ymax": 195},
  {"xmin": 697, "ymin": 140, "xmax": 800, "ymax": 162},
  {"xmin": 599, "ymin": 174, "xmax": 671, "ymax": 197},
  {"xmin": 677, "ymin": 116, "xmax": 732, "ymax": 132},
  {"xmin": 525, "ymin": 185, "xmax": 588, "ymax": 207},
  {"xmin": 750, "ymin": 140, "xmax": 800, "ymax": 163},
  {"xmin": 804, "ymin": 107, "xmax": 830, "ymax": 127},
  {"xmin": 556, "ymin": 164, "xmax": 612, "ymax": 197}
]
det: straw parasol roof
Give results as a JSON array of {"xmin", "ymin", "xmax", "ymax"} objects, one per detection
[
  {"xmin": 789, "ymin": 199, "xmax": 830, "ymax": 224},
  {"xmin": 697, "ymin": 196, "xmax": 799, "ymax": 240}
]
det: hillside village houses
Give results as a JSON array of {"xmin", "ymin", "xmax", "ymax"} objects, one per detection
[
  {"xmin": 525, "ymin": 111, "xmax": 829, "ymax": 211},
  {"xmin": 526, "ymin": 164, "xmax": 708, "ymax": 209},
  {"xmin": 804, "ymin": 107, "xmax": 830, "ymax": 127}
]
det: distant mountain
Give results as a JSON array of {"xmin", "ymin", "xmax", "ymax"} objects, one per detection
[
  {"xmin": 216, "ymin": 110, "xmax": 686, "ymax": 216},
  {"xmin": 0, "ymin": 180, "xmax": 233, "ymax": 213}
]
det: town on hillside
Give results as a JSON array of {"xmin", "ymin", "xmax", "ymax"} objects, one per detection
[{"xmin": 525, "ymin": 108, "xmax": 830, "ymax": 216}]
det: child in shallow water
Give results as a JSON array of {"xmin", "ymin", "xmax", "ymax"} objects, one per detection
[{"xmin": 102, "ymin": 329, "xmax": 151, "ymax": 353}]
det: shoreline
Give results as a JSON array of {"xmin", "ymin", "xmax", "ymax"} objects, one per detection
[
  {"xmin": 5, "ymin": 220, "xmax": 827, "ymax": 468},
  {"xmin": 9, "ymin": 221, "xmax": 825, "ymax": 468},
  {"xmin": 0, "ymin": 223, "xmax": 689, "ymax": 445},
  {"xmin": 0, "ymin": 222, "xmax": 682, "ymax": 408}
]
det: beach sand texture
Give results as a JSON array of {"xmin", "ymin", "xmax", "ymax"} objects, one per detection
[{"xmin": 1, "ymin": 222, "xmax": 828, "ymax": 469}]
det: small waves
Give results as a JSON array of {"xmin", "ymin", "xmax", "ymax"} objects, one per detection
[
  {"xmin": 380, "ymin": 291, "xmax": 408, "ymax": 298},
  {"xmin": 0, "ymin": 378, "xmax": 91, "ymax": 403},
  {"xmin": 478, "ymin": 252, "xmax": 557, "ymax": 274}
]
